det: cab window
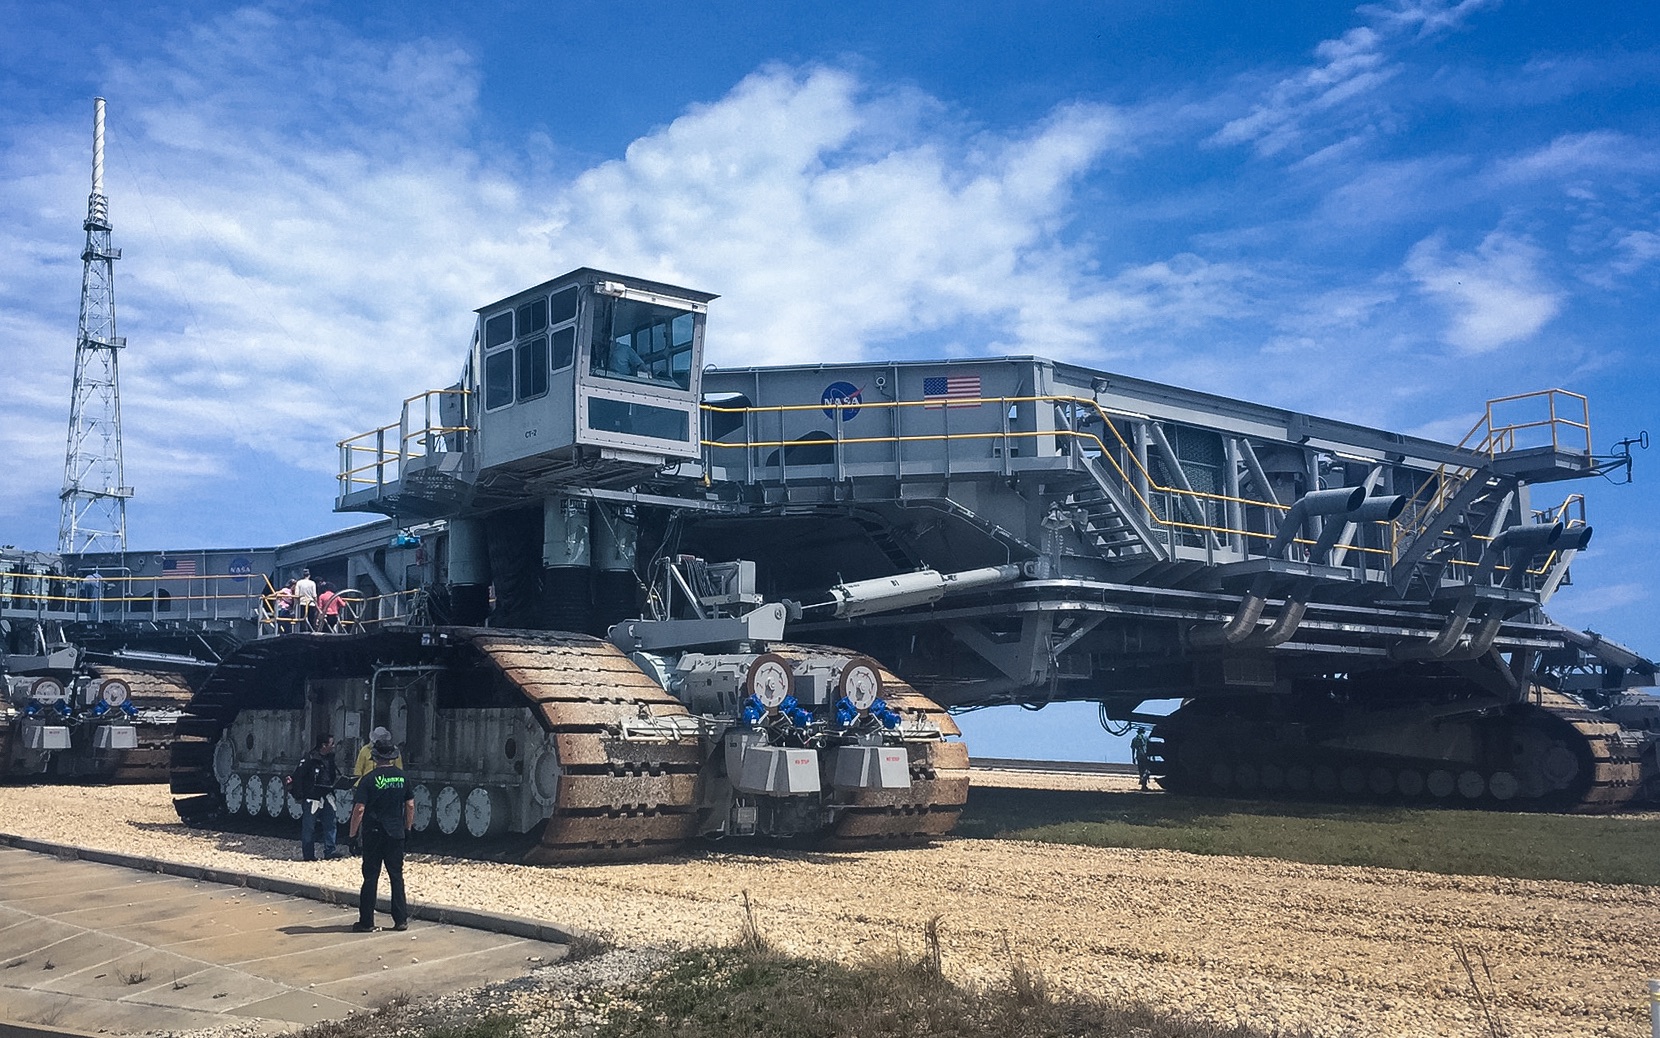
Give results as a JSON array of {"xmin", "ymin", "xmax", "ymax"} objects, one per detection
[{"xmin": 589, "ymin": 296, "xmax": 695, "ymax": 391}]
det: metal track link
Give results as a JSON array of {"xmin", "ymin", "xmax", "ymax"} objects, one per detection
[
  {"xmin": 772, "ymin": 647, "xmax": 970, "ymax": 847},
  {"xmin": 1534, "ymin": 690, "xmax": 1645, "ymax": 811},
  {"xmin": 1152, "ymin": 689, "xmax": 1650, "ymax": 812},
  {"xmin": 468, "ymin": 633, "xmax": 703, "ymax": 864}
]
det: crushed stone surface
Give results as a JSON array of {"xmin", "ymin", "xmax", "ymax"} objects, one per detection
[{"xmin": 4, "ymin": 779, "xmax": 1656, "ymax": 1038}]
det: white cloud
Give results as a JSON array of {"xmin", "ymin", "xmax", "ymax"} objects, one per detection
[
  {"xmin": 1491, "ymin": 131, "xmax": 1658, "ymax": 184},
  {"xmin": 1214, "ymin": 27, "xmax": 1396, "ymax": 157},
  {"xmin": 1404, "ymin": 231, "xmax": 1562, "ymax": 353},
  {"xmin": 0, "ymin": 15, "xmax": 1144, "ymax": 542},
  {"xmin": 1356, "ymin": 0, "xmax": 1501, "ymax": 38},
  {"xmin": 1613, "ymin": 230, "xmax": 1660, "ymax": 274},
  {"xmin": 1548, "ymin": 581, "xmax": 1649, "ymax": 618},
  {"xmin": 547, "ymin": 68, "xmax": 1130, "ymax": 366},
  {"xmin": 1214, "ymin": 0, "xmax": 1497, "ymax": 158}
]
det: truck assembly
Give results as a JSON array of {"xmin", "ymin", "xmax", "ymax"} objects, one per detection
[{"xmin": 162, "ymin": 266, "xmax": 1654, "ymax": 863}]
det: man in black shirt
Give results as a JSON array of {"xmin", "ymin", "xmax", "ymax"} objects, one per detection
[
  {"xmin": 292, "ymin": 735, "xmax": 341, "ymax": 860},
  {"xmin": 348, "ymin": 738, "xmax": 414, "ymax": 932}
]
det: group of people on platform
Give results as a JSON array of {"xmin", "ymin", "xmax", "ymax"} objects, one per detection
[
  {"xmin": 286, "ymin": 725, "xmax": 411, "ymax": 933},
  {"xmin": 271, "ymin": 568, "xmax": 350, "ymax": 632}
]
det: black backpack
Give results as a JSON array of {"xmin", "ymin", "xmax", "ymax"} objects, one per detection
[{"xmin": 284, "ymin": 756, "xmax": 317, "ymax": 800}]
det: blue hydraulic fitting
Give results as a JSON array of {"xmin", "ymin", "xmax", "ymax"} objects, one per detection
[
  {"xmin": 778, "ymin": 694, "xmax": 812, "ymax": 727},
  {"xmin": 90, "ymin": 700, "xmax": 109, "ymax": 718},
  {"xmin": 24, "ymin": 701, "xmax": 40, "ymax": 717},
  {"xmin": 740, "ymin": 695, "xmax": 766, "ymax": 725},
  {"xmin": 121, "ymin": 700, "xmax": 139, "ymax": 717},
  {"xmin": 871, "ymin": 697, "xmax": 901, "ymax": 729},
  {"xmin": 835, "ymin": 696, "xmax": 857, "ymax": 726}
]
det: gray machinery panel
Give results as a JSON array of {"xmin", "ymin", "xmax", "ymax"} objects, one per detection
[
  {"xmin": 23, "ymin": 723, "xmax": 71, "ymax": 750},
  {"xmin": 831, "ymin": 744, "xmax": 912, "ymax": 790},
  {"xmin": 95, "ymin": 725, "xmax": 138, "ymax": 750},
  {"xmin": 734, "ymin": 744, "xmax": 823, "ymax": 796}
]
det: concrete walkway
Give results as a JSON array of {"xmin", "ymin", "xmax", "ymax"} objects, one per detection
[{"xmin": 0, "ymin": 841, "xmax": 572, "ymax": 1035}]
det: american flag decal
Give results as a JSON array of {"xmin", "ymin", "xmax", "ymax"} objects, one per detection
[
  {"xmin": 922, "ymin": 374, "xmax": 982, "ymax": 408},
  {"xmin": 162, "ymin": 558, "xmax": 198, "ymax": 577}
]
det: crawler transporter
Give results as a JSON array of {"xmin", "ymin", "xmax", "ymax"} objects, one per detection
[
  {"xmin": 3, "ymin": 550, "xmax": 205, "ymax": 781},
  {"xmin": 172, "ymin": 267, "xmax": 1652, "ymax": 862}
]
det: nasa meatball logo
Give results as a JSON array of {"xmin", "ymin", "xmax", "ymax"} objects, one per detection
[{"xmin": 821, "ymin": 381, "xmax": 863, "ymax": 421}]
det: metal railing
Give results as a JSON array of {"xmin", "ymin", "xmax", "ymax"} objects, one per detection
[
  {"xmin": 1485, "ymin": 389, "xmax": 1591, "ymax": 457},
  {"xmin": 702, "ymin": 388, "xmax": 1591, "ymax": 582},
  {"xmin": 701, "ymin": 393, "xmax": 1393, "ymax": 565},
  {"xmin": 254, "ymin": 584, "xmax": 418, "ymax": 638},
  {"xmin": 0, "ymin": 568, "xmax": 266, "ymax": 624},
  {"xmin": 337, "ymin": 388, "xmax": 472, "ymax": 500},
  {"xmin": 1392, "ymin": 389, "xmax": 1593, "ymax": 563}
]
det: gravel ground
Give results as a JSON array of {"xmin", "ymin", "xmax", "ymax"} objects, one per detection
[{"xmin": 4, "ymin": 778, "xmax": 1657, "ymax": 1038}]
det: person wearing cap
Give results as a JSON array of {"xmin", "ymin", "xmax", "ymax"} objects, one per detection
[
  {"xmin": 348, "ymin": 738, "xmax": 414, "ymax": 933},
  {"xmin": 354, "ymin": 726, "xmax": 403, "ymax": 777}
]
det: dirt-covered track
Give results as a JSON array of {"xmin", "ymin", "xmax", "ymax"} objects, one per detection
[
  {"xmin": 170, "ymin": 630, "xmax": 972, "ymax": 863},
  {"xmin": 1152, "ymin": 690, "xmax": 1651, "ymax": 812},
  {"xmin": 772, "ymin": 644, "xmax": 971, "ymax": 848}
]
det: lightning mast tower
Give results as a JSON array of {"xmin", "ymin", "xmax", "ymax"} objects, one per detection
[{"xmin": 58, "ymin": 96, "xmax": 132, "ymax": 553}]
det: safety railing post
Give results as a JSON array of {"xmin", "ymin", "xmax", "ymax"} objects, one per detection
[
  {"xmin": 834, "ymin": 406, "xmax": 845, "ymax": 483},
  {"xmin": 999, "ymin": 400, "xmax": 1011, "ymax": 477}
]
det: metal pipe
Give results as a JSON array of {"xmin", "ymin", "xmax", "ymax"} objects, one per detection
[
  {"xmin": 1239, "ymin": 598, "xmax": 1309, "ymax": 648},
  {"xmin": 1187, "ymin": 592, "xmax": 1270, "ymax": 648},
  {"xmin": 1265, "ymin": 486, "xmax": 1367, "ymax": 559},
  {"xmin": 1310, "ymin": 493, "xmax": 1405, "ymax": 564},
  {"xmin": 1390, "ymin": 596, "xmax": 1479, "ymax": 660},
  {"xmin": 826, "ymin": 564, "xmax": 1023, "ymax": 619},
  {"xmin": 1472, "ymin": 521, "xmax": 1563, "ymax": 584},
  {"xmin": 1236, "ymin": 439, "xmax": 1281, "ymax": 508},
  {"xmin": 1436, "ymin": 615, "xmax": 1503, "ymax": 661}
]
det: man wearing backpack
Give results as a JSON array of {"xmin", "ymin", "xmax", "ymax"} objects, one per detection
[{"xmin": 291, "ymin": 734, "xmax": 342, "ymax": 860}]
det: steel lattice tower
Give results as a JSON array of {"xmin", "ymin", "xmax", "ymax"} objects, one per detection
[{"xmin": 58, "ymin": 97, "xmax": 132, "ymax": 553}]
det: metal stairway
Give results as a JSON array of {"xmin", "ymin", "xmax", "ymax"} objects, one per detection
[
  {"xmin": 1066, "ymin": 456, "xmax": 1169, "ymax": 563},
  {"xmin": 1390, "ymin": 468, "xmax": 1516, "ymax": 596}
]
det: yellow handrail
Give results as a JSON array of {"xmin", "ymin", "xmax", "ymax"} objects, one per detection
[{"xmin": 701, "ymin": 393, "xmax": 1399, "ymax": 560}]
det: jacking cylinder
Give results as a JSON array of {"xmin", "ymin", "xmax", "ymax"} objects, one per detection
[
  {"xmin": 589, "ymin": 502, "xmax": 639, "ymax": 636},
  {"xmin": 542, "ymin": 497, "xmax": 592, "ymax": 633},
  {"xmin": 447, "ymin": 518, "xmax": 492, "ymax": 625}
]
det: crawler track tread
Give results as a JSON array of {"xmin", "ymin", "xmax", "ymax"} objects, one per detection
[
  {"xmin": 769, "ymin": 648, "xmax": 970, "ymax": 847},
  {"xmin": 1152, "ymin": 686, "xmax": 1651, "ymax": 812}
]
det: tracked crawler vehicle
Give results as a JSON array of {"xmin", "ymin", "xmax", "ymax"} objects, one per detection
[
  {"xmin": 3, "ymin": 553, "xmax": 212, "ymax": 781},
  {"xmin": 170, "ymin": 558, "xmax": 980, "ymax": 859},
  {"xmin": 173, "ymin": 266, "xmax": 1652, "ymax": 860}
]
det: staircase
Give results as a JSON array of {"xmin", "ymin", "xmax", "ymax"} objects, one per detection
[
  {"xmin": 1390, "ymin": 467, "xmax": 1517, "ymax": 596},
  {"xmin": 1065, "ymin": 456, "xmax": 1169, "ymax": 563}
]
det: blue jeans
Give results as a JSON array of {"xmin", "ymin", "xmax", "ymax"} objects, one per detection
[{"xmin": 300, "ymin": 797, "xmax": 337, "ymax": 859}]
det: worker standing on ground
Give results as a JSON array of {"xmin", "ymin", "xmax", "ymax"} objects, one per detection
[
  {"xmin": 1130, "ymin": 727, "xmax": 1152, "ymax": 791},
  {"xmin": 353, "ymin": 726, "xmax": 403, "ymax": 777},
  {"xmin": 291, "ymin": 734, "xmax": 341, "ymax": 861},
  {"xmin": 348, "ymin": 738, "xmax": 414, "ymax": 932}
]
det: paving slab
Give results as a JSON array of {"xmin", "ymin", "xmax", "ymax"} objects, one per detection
[{"xmin": 0, "ymin": 843, "xmax": 571, "ymax": 1035}]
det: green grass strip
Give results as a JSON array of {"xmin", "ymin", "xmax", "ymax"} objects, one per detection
[{"xmin": 956, "ymin": 786, "xmax": 1660, "ymax": 885}]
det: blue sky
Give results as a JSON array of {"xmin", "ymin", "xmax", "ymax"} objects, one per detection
[{"xmin": 2, "ymin": 1, "xmax": 1657, "ymax": 758}]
